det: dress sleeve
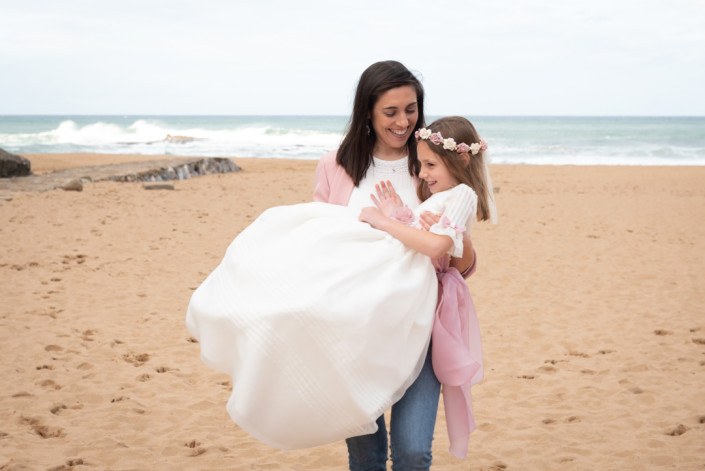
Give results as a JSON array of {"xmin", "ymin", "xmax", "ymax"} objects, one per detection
[{"xmin": 429, "ymin": 184, "xmax": 477, "ymax": 258}]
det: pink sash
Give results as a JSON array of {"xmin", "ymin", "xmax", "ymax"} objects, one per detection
[{"xmin": 431, "ymin": 267, "xmax": 484, "ymax": 458}]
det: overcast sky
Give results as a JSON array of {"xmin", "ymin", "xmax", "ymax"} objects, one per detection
[{"xmin": 1, "ymin": 0, "xmax": 704, "ymax": 116}]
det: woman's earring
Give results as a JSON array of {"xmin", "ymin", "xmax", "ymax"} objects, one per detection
[{"xmin": 366, "ymin": 124, "xmax": 371, "ymax": 135}]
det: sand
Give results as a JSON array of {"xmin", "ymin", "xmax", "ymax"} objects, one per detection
[{"xmin": 1, "ymin": 154, "xmax": 704, "ymax": 470}]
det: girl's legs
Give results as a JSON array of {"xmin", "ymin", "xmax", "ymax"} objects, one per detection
[{"xmin": 346, "ymin": 348, "xmax": 441, "ymax": 471}]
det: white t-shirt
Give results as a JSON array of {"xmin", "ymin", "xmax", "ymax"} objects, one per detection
[{"xmin": 346, "ymin": 156, "xmax": 420, "ymax": 212}]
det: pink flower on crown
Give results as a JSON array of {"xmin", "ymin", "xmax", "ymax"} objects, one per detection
[
  {"xmin": 480, "ymin": 139, "xmax": 488, "ymax": 151},
  {"xmin": 456, "ymin": 143, "xmax": 471, "ymax": 154},
  {"xmin": 429, "ymin": 132, "xmax": 443, "ymax": 145}
]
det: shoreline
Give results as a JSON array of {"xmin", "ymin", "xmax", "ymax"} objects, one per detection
[{"xmin": 17, "ymin": 152, "xmax": 705, "ymax": 175}]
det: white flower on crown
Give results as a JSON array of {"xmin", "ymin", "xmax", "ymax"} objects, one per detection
[
  {"xmin": 418, "ymin": 128, "xmax": 432, "ymax": 139},
  {"xmin": 443, "ymin": 138, "xmax": 457, "ymax": 151},
  {"xmin": 469, "ymin": 142, "xmax": 482, "ymax": 155}
]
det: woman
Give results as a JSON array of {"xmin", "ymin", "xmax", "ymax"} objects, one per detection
[
  {"xmin": 314, "ymin": 60, "xmax": 477, "ymax": 471},
  {"xmin": 186, "ymin": 60, "xmax": 478, "ymax": 469}
]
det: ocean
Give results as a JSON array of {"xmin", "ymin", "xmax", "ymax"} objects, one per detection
[{"xmin": 1, "ymin": 115, "xmax": 703, "ymax": 165}]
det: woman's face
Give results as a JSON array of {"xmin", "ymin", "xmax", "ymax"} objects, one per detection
[
  {"xmin": 418, "ymin": 141, "xmax": 459, "ymax": 194},
  {"xmin": 370, "ymin": 85, "xmax": 418, "ymax": 159}
]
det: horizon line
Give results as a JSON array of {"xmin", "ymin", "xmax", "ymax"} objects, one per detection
[{"xmin": 1, "ymin": 113, "xmax": 704, "ymax": 118}]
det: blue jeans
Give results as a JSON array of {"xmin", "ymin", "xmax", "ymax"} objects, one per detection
[{"xmin": 346, "ymin": 347, "xmax": 441, "ymax": 471}]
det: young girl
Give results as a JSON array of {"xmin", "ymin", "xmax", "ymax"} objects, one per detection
[{"xmin": 359, "ymin": 116, "xmax": 496, "ymax": 459}]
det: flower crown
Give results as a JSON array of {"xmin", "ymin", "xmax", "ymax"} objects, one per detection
[{"xmin": 414, "ymin": 127, "xmax": 488, "ymax": 155}]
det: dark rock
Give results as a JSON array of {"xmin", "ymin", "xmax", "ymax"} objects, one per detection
[
  {"xmin": 0, "ymin": 148, "xmax": 31, "ymax": 178},
  {"xmin": 110, "ymin": 157, "xmax": 240, "ymax": 183},
  {"xmin": 143, "ymin": 183, "xmax": 175, "ymax": 190},
  {"xmin": 62, "ymin": 179, "xmax": 83, "ymax": 191}
]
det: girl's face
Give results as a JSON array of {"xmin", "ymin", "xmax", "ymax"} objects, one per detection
[
  {"xmin": 370, "ymin": 85, "xmax": 418, "ymax": 159},
  {"xmin": 418, "ymin": 141, "xmax": 459, "ymax": 194}
]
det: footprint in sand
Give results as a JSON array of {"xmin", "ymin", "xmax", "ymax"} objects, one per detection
[
  {"xmin": 186, "ymin": 336, "xmax": 199, "ymax": 343},
  {"xmin": 568, "ymin": 349, "xmax": 590, "ymax": 358},
  {"xmin": 50, "ymin": 404, "xmax": 68, "ymax": 415},
  {"xmin": 80, "ymin": 329, "xmax": 96, "ymax": 342},
  {"xmin": 565, "ymin": 416, "xmax": 581, "ymax": 423},
  {"xmin": 665, "ymin": 424, "xmax": 688, "ymax": 436},
  {"xmin": 481, "ymin": 462, "xmax": 508, "ymax": 471},
  {"xmin": 61, "ymin": 254, "xmax": 87, "ymax": 266},
  {"xmin": 36, "ymin": 364, "xmax": 54, "ymax": 370},
  {"xmin": 184, "ymin": 439, "xmax": 207, "ymax": 457},
  {"xmin": 654, "ymin": 329, "xmax": 672, "ymax": 336},
  {"xmin": 111, "ymin": 396, "xmax": 129, "ymax": 403},
  {"xmin": 122, "ymin": 352, "xmax": 150, "ymax": 366},
  {"xmin": 39, "ymin": 380, "xmax": 62, "ymax": 391},
  {"xmin": 137, "ymin": 373, "xmax": 152, "ymax": 382},
  {"xmin": 47, "ymin": 458, "xmax": 85, "ymax": 471},
  {"xmin": 517, "ymin": 375, "xmax": 535, "ymax": 380},
  {"xmin": 155, "ymin": 366, "xmax": 175, "ymax": 373},
  {"xmin": 692, "ymin": 338, "xmax": 705, "ymax": 345},
  {"xmin": 20, "ymin": 416, "xmax": 65, "ymax": 439},
  {"xmin": 45, "ymin": 344, "xmax": 64, "ymax": 352},
  {"xmin": 538, "ymin": 365, "xmax": 557, "ymax": 373},
  {"xmin": 12, "ymin": 391, "xmax": 33, "ymax": 398}
]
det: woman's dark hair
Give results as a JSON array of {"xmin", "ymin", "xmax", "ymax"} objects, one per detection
[{"xmin": 337, "ymin": 60, "xmax": 425, "ymax": 186}]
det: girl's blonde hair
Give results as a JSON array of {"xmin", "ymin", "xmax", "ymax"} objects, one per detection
[{"xmin": 416, "ymin": 116, "xmax": 492, "ymax": 222}]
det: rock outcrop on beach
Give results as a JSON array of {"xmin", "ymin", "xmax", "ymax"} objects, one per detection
[
  {"xmin": 108, "ymin": 157, "xmax": 240, "ymax": 182},
  {"xmin": 0, "ymin": 148, "xmax": 31, "ymax": 178},
  {"xmin": 0, "ymin": 157, "xmax": 241, "ymax": 193}
]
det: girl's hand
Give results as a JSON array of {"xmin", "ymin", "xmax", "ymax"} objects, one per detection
[
  {"xmin": 359, "ymin": 206, "xmax": 390, "ymax": 230},
  {"xmin": 418, "ymin": 211, "xmax": 441, "ymax": 231},
  {"xmin": 370, "ymin": 180, "xmax": 403, "ymax": 217}
]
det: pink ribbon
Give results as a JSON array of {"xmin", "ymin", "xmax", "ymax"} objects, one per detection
[{"xmin": 432, "ymin": 267, "xmax": 483, "ymax": 458}]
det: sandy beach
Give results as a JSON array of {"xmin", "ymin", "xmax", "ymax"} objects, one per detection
[{"xmin": 1, "ymin": 153, "xmax": 704, "ymax": 470}]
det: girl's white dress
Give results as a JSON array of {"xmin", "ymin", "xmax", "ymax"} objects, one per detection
[{"xmin": 185, "ymin": 184, "xmax": 476, "ymax": 449}]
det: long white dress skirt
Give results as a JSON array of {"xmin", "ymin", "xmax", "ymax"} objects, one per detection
[{"xmin": 186, "ymin": 202, "xmax": 438, "ymax": 449}]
